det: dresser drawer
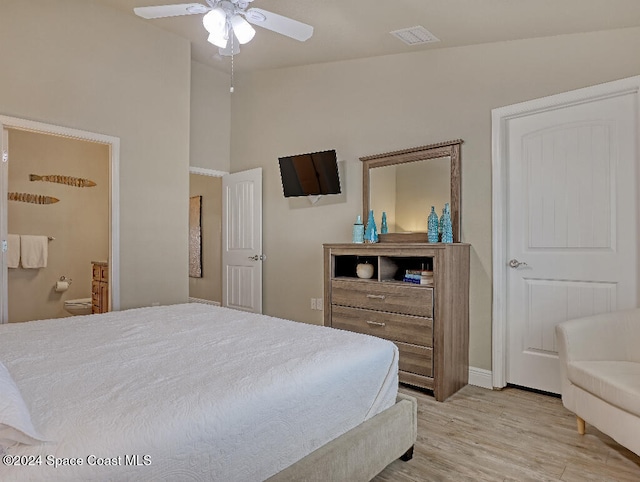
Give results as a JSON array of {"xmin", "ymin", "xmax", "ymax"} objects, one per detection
[
  {"xmin": 331, "ymin": 305, "xmax": 432, "ymax": 346},
  {"xmin": 395, "ymin": 341, "xmax": 433, "ymax": 378},
  {"xmin": 331, "ymin": 279, "xmax": 433, "ymax": 317}
]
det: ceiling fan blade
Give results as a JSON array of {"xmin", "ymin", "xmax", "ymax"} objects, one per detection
[
  {"xmin": 244, "ymin": 8, "xmax": 313, "ymax": 41},
  {"xmin": 134, "ymin": 3, "xmax": 209, "ymax": 19}
]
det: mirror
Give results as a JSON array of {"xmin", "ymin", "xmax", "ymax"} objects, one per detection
[{"xmin": 361, "ymin": 139, "xmax": 462, "ymax": 242}]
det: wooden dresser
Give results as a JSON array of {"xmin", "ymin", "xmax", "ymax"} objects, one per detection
[
  {"xmin": 91, "ymin": 261, "xmax": 109, "ymax": 314},
  {"xmin": 324, "ymin": 243, "xmax": 470, "ymax": 401}
]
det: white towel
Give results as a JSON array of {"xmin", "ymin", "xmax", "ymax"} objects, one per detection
[
  {"xmin": 20, "ymin": 235, "xmax": 48, "ymax": 269},
  {"xmin": 7, "ymin": 234, "xmax": 20, "ymax": 269}
]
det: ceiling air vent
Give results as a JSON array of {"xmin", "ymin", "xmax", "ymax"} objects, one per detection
[{"xmin": 390, "ymin": 26, "xmax": 440, "ymax": 46}]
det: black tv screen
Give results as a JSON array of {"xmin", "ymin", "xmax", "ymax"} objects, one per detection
[{"xmin": 278, "ymin": 149, "xmax": 341, "ymax": 197}]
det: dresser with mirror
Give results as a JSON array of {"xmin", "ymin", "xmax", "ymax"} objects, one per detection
[{"xmin": 324, "ymin": 140, "xmax": 469, "ymax": 401}]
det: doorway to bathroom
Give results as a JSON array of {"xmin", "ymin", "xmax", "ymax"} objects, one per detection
[{"xmin": 0, "ymin": 116, "xmax": 120, "ymax": 323}]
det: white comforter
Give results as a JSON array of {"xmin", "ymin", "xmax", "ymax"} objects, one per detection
[{"xmin": 0, "ymin": 303, "xmax": 398, "ymax": 481}]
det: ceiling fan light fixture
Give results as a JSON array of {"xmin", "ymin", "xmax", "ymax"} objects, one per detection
[
  {"xmin": 134, "ymin": 2, "xmax": 315, "ymax": 58},
  {"xmin": 207, "ymin": 32, "xmax": 228, "ymax": 49},
  {"xmin": 230, "ymin": 14, "xmax": 256, "ymax": 44},
  {"xmin": 203, "ymin": 8, "xmax": 226, "ymax": 34},
  {"xmin": 203, "ymin": 8, "xmax": 228, "ymax": 48}
]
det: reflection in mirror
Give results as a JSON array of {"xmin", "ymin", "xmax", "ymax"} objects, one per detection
[
  {"xmin": 370, "ymin": 156, "xmax": 450, "ymax": 233},
  {"xmin": 361, "ymin": 139, "xmax": 462, "ymax": 242}
]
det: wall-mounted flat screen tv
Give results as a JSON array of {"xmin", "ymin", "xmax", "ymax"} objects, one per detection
[{"xmin": 278, "ymin": 149, "xmax": 341, "ymax": 197}]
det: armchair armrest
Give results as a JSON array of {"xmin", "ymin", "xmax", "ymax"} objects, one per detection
[{"xmin": 556, "ymin": 308, "xmax": 640, "ymax": 364}]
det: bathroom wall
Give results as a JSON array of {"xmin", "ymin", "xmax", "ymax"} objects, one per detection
[
  {"xmin": 188, "ymin": 173, "xmax": 222, "ymax": 303},
  {"xmin": 8, "ymin": 128, "xmax": 109, "ymax": 322}
]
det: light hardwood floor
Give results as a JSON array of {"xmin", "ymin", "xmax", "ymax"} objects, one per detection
[{"xmin": 374, "ymin": 385, "xmax": 640, "ymax": 482}]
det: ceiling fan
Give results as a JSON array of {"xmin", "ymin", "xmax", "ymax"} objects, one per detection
[{"xmin": 134, "ymin": 1, "xmax": 314, "ymax": 56}]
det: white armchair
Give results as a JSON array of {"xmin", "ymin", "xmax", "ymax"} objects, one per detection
[{"xmin": 556, "ymin": 308, "xmax": 640, "ymax": 456}]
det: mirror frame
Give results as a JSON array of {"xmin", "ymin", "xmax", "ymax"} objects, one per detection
[{"xmin": 360, "ymin": 139, "xmax": 462, "ymax": 243}]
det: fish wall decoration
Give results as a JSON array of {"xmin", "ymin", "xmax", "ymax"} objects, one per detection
[
  {"xmin": 8, "ymin": 192, "xmax": 60, "ymax": 204},
  {"xmin": 29, "ymin": 174, "xmax": 96, "ymax": 188}
]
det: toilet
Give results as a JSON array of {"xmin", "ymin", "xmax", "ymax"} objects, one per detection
[{"xmin": 64, "ymin": 298, "xmax": 92, "ymax": 316}]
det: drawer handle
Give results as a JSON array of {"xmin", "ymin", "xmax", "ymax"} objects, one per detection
[
  {"xmin": 366, "ymin": 320, "xmax": 386, "ymax": 327},
  {"xmin": 366, "ymin": 294, "xmax": 386, "ymax": 300}
]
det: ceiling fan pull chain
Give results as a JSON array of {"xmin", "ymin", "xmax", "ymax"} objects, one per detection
[{"xmin": 230, "ymin": 35, "xmax": 235, "ymax": 93}]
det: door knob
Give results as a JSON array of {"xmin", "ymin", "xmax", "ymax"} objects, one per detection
[
  {"xmin": 248, "ymin": 254, "xmax": 266, "ymax": 261},
  {"xmin": 508, "ymin": 259, "xmax": 528, "ymax": 268}
]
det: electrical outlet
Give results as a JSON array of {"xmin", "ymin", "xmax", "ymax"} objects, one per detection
[
  {"xmin": 315, "ymin": 298, "xmax": 323, "ymax": 311},
  {"xmin": 310, "ymin": 298, "xmax": 316, "ymax": 310}
]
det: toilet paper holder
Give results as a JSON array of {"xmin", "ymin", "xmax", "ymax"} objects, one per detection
[{"xmin": 54, "ymin": 276, "xmax": 73, "ymax": 293}]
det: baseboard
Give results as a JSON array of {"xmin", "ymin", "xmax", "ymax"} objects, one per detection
[
  {"xmin": 188, "ymin": 297, "xmax": 221, "ymax": 306},
  {"xmin": 468, "ymin": 366, "xmax": 493, "ymax": 390}
]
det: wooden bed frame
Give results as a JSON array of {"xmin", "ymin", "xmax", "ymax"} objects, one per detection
[{"xmin": 269, "ymin": 393, "xmax": 418, "ymax": 481}]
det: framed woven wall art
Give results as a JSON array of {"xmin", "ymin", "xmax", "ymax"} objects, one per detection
[{"xmin": 189, "ymin": 195, "xmax": 202, "ymax": 278}]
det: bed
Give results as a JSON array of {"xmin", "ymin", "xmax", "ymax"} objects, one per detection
[{"xmin": 0, "ymin": 303, "xmax": 416, "ymax": 481}]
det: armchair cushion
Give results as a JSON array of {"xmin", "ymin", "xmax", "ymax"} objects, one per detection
[{"xmin": 567, "ymin": 360, "xmax": 640, "ymax": 417}]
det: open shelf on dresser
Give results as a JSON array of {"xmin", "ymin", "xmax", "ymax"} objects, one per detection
[
  {"xmin": 323, "ymin": 243, "xmax": 470, "ymax": 402},
  {"xmin": 334, "ymin": 254, "xmax": 435, "ymax": 283}
]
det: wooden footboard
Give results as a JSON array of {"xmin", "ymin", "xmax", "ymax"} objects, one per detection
[{"xmin": 268, "ymin": 393, "xmax": 418, "ymax": 482}]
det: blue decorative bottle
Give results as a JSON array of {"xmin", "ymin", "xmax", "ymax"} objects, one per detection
[
  {"xmin": 441, "ymin": 203, "xmax": 453, "ymax": 243},
  {"xmin": 380, "ymin": 212, "xmax": 388, "ymax": 234},
  {"xmin": 352, "ymin": 215, "xmax": 364, "ymax": 243},
  {"xmin": 427, "ymin": 206, "xmax": 439, "ymax": 243},
  {"xmin": 364, "ymin": 210, "xmax": 378, "ymax": 243}
]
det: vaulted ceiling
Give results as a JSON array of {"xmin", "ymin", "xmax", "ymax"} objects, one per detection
[{"xmin": 99, "ymin": 0, "xmax": 640, "ymax": 73}]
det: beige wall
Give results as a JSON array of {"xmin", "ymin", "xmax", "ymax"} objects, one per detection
[
  {"xmin": 230, "ymin": 27, "xmax": 640, "ymax": 370},
  {"xmin": 8, "ymin": 130, "xmax": 109, "ymax": 322},
  {"xmin": 191, "ymin": 61, "xmax": 231, "ymax": 172},
  {"xmin": 4, "ymin": 0, "xmax": 640, "ymax": 372},
  {"xmin": 0, "ymin": 0, "xmax": 191, "ymax": 309},
  {"xmin": 189, "ymin": 173, "xmax": 222, "ymax": 303}
]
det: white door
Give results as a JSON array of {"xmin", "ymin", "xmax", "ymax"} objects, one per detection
[
  {"xmin": 0, "ymin": 128, "xmax": 8, "ymax": 324},
  {"xmin": 222, "ymin": 168, "xmax": 263, "ymax": 313},
  {"xmin": 504, "ymin": 89, "xmax": 638, "ymax": 393}
]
